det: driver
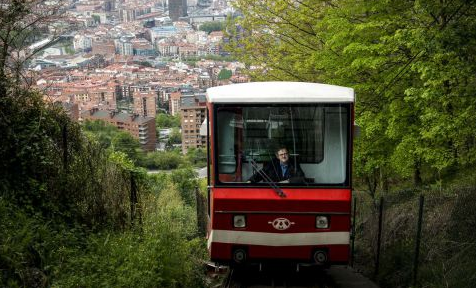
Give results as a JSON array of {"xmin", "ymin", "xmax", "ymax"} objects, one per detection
[{"xmin": 248, "ymin": 147, "xmax": 304, "ymax": 183}]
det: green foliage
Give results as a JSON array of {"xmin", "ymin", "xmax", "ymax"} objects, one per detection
[
  {"xmin": 137, "ymin": 61, "xmax": 153, "ymax": 67},
  {"xmin": 0, "ymin": 199, "xmax": 47, "ymax": 287},
  {"xmin": 199, "ymin": 21, "xmax": 225, "ymax": 34},
  {"xmin": 0, "ymin": 3, "xmax": 208, "ymax": 288},
  {"xmin": 91, "ymin": 14, "xmax": 100, "ymax": 23},
  {"xmin": 83, "ymin": 119, "xmax": 145, "ymax": 164},
  {"xmin": 156, "ymin": 113, "xmax": 181, "ymax": 128},
  {"xmin": 64, "ymin": 45, "xmax": 74, "ymax": 55},
  {"xmin": 111, "ymin": 131, "xmax": 144, "ymax": 163},
  {"xmin": 170, "ymin": 168, "xmax": 199, "ymax": 207},
  {"xmin": 83, "ymin": 119, "xmax": 187, "ymax": 169},
  {"xmin": 0, "ymin": 182, "xmax": 208, "ymax": 288},
  {"xmin": 186, "ymin": 148, "xmax": 207, "ymax": 168},
  {"xmin": 168, "ymin": 127, "xmax": 182, "ymax": 146},
  {"xmin": 0, "ymin": 90, "xmax": 77, "ymax": 212},
  {"xmin": 142, "ymin": 150, "xmax": 185, "ymax": 170},
  {"xmin": 82, "ymin": 119, "xmax": 119, "ymax": 148},
  {"xmin": 50, "ymin": 186, "xmax": 206, "ymax": 288},
  {"xmin": 227, "ymin": 0, "xmax": 476, "ymax": 192},
  {"xmin": 181, "ymin": 54, "xmax": 235, "ymax": 64},
  {"xmin": 217, "ymin": 68, "xmax": 232, "ymax": 80},
  {"xmin": 0, "ymin": 89, "xmax": 205, "ymax": 286}
]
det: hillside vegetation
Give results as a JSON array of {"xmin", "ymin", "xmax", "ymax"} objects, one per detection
[
  {"xmin": 0, "ymin": 86, "xmax": 208, "ymax": 287},
  {"xmin": 0, "ymin": 3, "xmax": 207, "ymax": 286}
]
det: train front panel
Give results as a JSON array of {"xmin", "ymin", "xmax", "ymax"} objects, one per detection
[{"xmin": 208, "ymin": 187, "xmax": 351, "ymax": 265}]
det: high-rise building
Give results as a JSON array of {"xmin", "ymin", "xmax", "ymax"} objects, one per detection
[
  {"xmin": 169, "ymin": 91, "xmax": 182, "ymax": 116},
  {"xmin": 169, "ymin": 0, "xmax": 187, "ymax": 21},
  {"xmin": 180, "ymin": 94, "xmax": 206, "ymax": 153},
  {"xmin": 104, "ymin": 0, "xmax": 116, "ymax": 12},
  {"xmin": 133, "ymin": 90, "xmax": 157, "ymax": 117}
]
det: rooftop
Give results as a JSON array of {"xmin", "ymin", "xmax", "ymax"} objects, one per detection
[{"xmin": 81, "ymin": 110, "xmax": 154, "ymax": 124}]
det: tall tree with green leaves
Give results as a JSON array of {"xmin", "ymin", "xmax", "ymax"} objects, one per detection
[
  {"xmin": 0, "ymin": 0, "xmax": 64, "ymax": 90},
  {"xmin": 226, "ymin": 0, "xmax": 476, "ymax": 190}
]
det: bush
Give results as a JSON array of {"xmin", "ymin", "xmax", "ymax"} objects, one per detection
[
  {"xmin": 0, "ymin": 199, "xmax": 85, "ymax": 288},
  {"xmin": 0, "ymin": 170, "xmax": 208, "ymax": 288},
  {"xmin": 51, "ymin": 184, "xmax": 207, "ymax": 288},
  {"xmin": 142, "ymin": 151, "xmax": 185, "ymax": 170}
]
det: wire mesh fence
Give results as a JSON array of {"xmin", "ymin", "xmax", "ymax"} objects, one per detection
[{"xmin": 352, "ymin": 188, "xmax": 476, "ymax": 288}]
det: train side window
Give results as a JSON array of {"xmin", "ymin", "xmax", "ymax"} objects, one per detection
[{"xmin": 217, "ymin": 110, "xmax": 236, "ymax": 174}]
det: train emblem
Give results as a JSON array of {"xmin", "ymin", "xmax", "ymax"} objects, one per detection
[{"xmin": 268, "ymin": 218, "xmax": 295, "ymax": 230}]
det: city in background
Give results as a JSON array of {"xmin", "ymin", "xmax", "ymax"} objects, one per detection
[{"xmin": 29, "ymin": 0, "xmax": 249, "ymax": 154}]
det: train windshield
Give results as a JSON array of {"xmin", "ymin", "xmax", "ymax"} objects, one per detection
[{"xmin": 215, "ymin": 104, "xmax": 350, "ymax": 186}]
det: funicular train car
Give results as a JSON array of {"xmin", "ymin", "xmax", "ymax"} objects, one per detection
[{"xmin": 205, "ymin": 82, "xmax": 355, "ymax": 267}]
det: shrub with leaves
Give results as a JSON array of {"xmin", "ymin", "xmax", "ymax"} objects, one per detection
[{"xmin": 50, "ymin": 183, "xmax": 207, "ymax": 288}]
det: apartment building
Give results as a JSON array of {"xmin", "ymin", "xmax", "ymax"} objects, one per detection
[
  {"xmin": 133, "ymin": 90, "xmax": 157, "ymax": 117},
  {"xmin": 81, "ymin": 109, "xmax": 157, "ymax": 151},
  {"xmin": 92, "ymin": 39, "xmax": 116, "ymax": 56},
  {"xmin": 62, "ymin": 81, "xmax": 117, "ymax": 110},
  {"xmin": 169, "ymin": 91, "xmax": 182, "ymax": 116},
  {"xmin": 169, "ymin": 0, "xmax": 188, "ymax": 21},
  {"xmin": 180, "ymin": 94, "xmax": 207, "ymax": 154}
]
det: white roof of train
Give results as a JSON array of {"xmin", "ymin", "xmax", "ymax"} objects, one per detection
[{"xmin": 206, "ymin": 82, "xmax": 354, "ymax": 103}]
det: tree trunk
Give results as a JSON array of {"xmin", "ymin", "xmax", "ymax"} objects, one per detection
[
  {"xmin": 413, "ymin": 161, "xmax": 422, "ymax": 186},
  {"xmin": 366, "ymin": 170, "xmax": 378, "ymax": 200}
]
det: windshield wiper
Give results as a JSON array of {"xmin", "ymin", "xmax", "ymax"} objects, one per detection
[{"xmin": 249, "ymin": 159, "xmax": 286, "ymax": 198}]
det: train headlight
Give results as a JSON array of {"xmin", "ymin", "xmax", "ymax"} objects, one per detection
[
  {"xmin": 316, "ymin": 216, "xmax": 329, "ymax": 229},
  {"xmin": 233, "ymin": 215, "xmax": 246, "ymax": 228}
]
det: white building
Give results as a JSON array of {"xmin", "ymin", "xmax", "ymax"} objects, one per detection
[
  {"xmin": 186, "ymin": 31, "xmax": 208, "ymax": 44},
  {"xmin": 73, "ymin": 34, "xmax": 93, "ymax": 52},
  {"xmin": 147, "ymin": 26, "xmax": 178, "ymax": 43}
]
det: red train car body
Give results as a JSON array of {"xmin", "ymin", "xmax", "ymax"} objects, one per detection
[{"xmin": 205, "ymin": 82, "xmax": 355, "ymax": 267}]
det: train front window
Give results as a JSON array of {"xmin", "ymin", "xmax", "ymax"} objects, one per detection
[{"xmin": 215, "ymin": 104, "xmax": 350, "ymax": 186}]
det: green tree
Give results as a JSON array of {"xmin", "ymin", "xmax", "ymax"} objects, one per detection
[
  {"xmin": 199, "ymin": 21, "xmax": 226, "ymax": 34},
  {"xmin": 0, "ymin": 0, "xmax": 63, "ymax": 90},
  {"xmin": 0, "ymin": 2, "xmax": 208, "ymax": 287},
  {"xmin": 168, "ymin": 127, "xmax": 182, "ymax": 146},
  {"xmin": 170, "ymin": 168, "xmax": 198, "ymax": 207},
  {"xmin": 83, "ymin": 119, "xmax": 118, "ymax": 148},
  {"xmin": 91, "ymin": 14, "xmax": 100, "ymax": 23},
  {"xmin": 226, "ymin": 0, "xmax": 476, "ymax": 189},
  {"xmin": 217, "ymin": 68, "xmax": 232, "ymax": 80},
  {"xmin": 143, "ymin": 150, "xmax": 184, "ymax": 170},
  {"xmin": 112, "ymin": 131, "xmax": 144, "ymax": 163},
  {"xmin": 156, "ymin": 113, "xmax": 181, "ymax": 128},
  {"xmin": 186, "ymin": 147, "xmax": 207, "ymax": 168}
]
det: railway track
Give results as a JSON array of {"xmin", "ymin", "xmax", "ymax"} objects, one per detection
[{"xmin": 221, "ymin": 265, "xmax": 336, "ymax": 288}]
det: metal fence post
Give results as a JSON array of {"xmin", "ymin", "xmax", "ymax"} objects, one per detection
[
  {"xmin": 62, "ymin": 123, "xmax": 68, "ymax": 170},
  {"xmin": 413, "ymin": 195, "xmax": 425, "ymax": 287},
  {"xmin": 195, "ymin": 186, "xmax": 206, "ymax": 237},
  {"xmin": 375, "ymin": 197, "xmax": 384, "ymax": 278},
  {"xmin": 351, "ymin": 197, "xmax": 357, "ymax": 267},
  {"xmin": 130, "ymin": 171, "xmax": 138, "ymax": 226}
]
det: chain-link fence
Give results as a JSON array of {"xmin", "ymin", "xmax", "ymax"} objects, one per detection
[{"xmin": 352, "ymin": 188, "xmax": 476, "ymax": 288}]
